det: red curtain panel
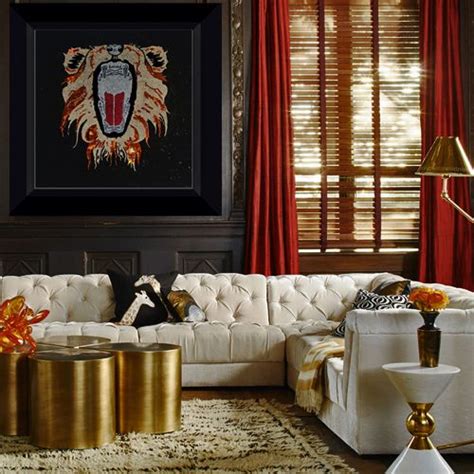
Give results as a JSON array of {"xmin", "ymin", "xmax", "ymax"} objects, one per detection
[
  {"xmin": 419, "ymin": 0, "xmax": 473, "ymax": 290},
  {"xmin": 245, "ymin": 0, "xmax": 300, "ymax": 275}
]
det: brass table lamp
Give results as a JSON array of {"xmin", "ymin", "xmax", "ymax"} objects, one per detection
[{"xmin": 416, "ymin": 136, "xmax": 474, "ymax": 223}]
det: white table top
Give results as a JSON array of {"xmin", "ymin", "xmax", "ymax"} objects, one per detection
[
  {"xmin": 383, "ymin": 363, "xmax": 460, "ymax": 404},
  {"xmin": 383, "ymin": 362, "xmax": 460, "ymax": 376}
]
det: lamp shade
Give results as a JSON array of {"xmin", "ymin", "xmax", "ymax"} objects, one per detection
[{"xmin": 416, "ymin": 136, "xmax": 474, "ymax": 177}]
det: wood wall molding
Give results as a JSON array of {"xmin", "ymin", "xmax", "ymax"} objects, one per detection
[
  {"xmin": 177, "ymin": 251, "xmax": 232, "ymax": 274},
  {"xmin": 84, "ymin": 252, "xmax": 140, "ymax": 275},
  {"xmin": 0, "ymin": 253, "xmax": 47, "ymax": 275},
  {"xmin": 231, "ymin": 0, "xmax": 246, "ymax": 214}
]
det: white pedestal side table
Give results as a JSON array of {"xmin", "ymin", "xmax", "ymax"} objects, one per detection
[{"xmin": 382, "ymin": 362, "xmax": 460, "ymax": 474}]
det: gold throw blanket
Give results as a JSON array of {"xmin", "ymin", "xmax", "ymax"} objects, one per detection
[{"xmin": 295, "ymin": 336, "xmax": 345, "ymax": 414}]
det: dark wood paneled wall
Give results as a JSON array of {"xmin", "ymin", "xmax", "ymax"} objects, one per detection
[{"xmin": 0, "ymin": 0, "xmax": 251, "ymax": 276}]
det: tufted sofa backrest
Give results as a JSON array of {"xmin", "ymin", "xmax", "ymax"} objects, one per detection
[
  {"xmin": 267, "ymin": 273, "xmax": 383, "ymax": 325},
  {"xmin": 2, "ymin": 273, "xmax": 473, "ymax": 326},
  {"xmin": 0, "ymin": 274, "xmax": 115, "ymax": 323},
  {"xmin": 172, "ymin": 273, "xmax": 269, "ymax": 324},
  {"xmin": 0, "ymin": 273, "xmax": 269, "ymax": 325}
]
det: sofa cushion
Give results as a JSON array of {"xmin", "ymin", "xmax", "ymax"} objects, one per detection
[
  {"xmin": 325, "ymin": 357, "xmax": 345, "ymax": 409},
  {"xmin": 172, "ymin": 274, "xmax": 269, "ymax": 324},
  {"xmin": 1, "ymin": 275, "xmax": 115, "ymax": 323},
  {"xmin": 138, "ymin": 321, "xmax": 285, "ymax": 363},
  {"xmin": 31, "ymin": 321, "xmax": 139, "ymax": 342},
  {"xmin": 267, "ymin": 274, "xmax": 380, "ymax": 325},
  {"xmin": 373, "ymin": 279, "xmax": 411, "ymax": 296},
  {"xmin": 284, "ymin": 325, "xmax": 345, "ymax": 409}
]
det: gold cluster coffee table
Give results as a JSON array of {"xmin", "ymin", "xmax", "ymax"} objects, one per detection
[
  {"xmin": 90, "ymin": 342, "xmax": 182, "ymax": 434},
  {"xmin": 0, "ymin": 336, "xmax": 182, "ymax": 450}
]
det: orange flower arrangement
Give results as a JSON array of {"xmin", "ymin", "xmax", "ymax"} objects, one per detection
[
  {"xmin": 0, "ymin": 296, "xmax": 49, "ymax": 354},
  {"xmin": 409, "ymin": 287, "xmax": 449, "ymax": 313}
]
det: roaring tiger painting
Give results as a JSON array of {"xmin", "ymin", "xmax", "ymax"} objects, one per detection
[{"xmin": 60, "ymin": 43, "xmax": 169, "ymax": 170}]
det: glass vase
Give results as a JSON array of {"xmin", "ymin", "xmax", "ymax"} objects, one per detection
[{"xmin": 417, "ymin": 311, "xmax": 441, "ymax": 368}]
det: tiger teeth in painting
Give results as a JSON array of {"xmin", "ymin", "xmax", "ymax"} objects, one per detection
[{"xmin": 60, "ymin": 43, "xmax": 168, "ymax": 170}]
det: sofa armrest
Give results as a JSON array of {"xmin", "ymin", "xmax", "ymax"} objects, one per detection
[{"xmin": 345, "ymin": 308, "xmax": 474, "ymax": 335}]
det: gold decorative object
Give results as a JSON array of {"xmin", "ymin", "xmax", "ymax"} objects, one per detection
[
  {"xmin": 29, "ymin": 349, "xmax": 115, "ymax": 449},
  {"xmin": 92, "ymin": 342, "xmax": 181, "ymax": 434},
  {"xmin": 417, "ymin": 311, "xmax": 441, "ymax": 368},
  {"xmin": 416, "ymin": 136, "xmax": 474, "ymax": 223},
  {"xmin": 0, "ymin": 296, "xmax": 49, "ymax": 354},
  {"xmin": 0, "ymin": 351, "xmax": 29, "ymax": 435},
  {"xmin": 231, "ymin": 0, "xmax": 245, "ymax": 211},
  {"xmin": 383, "ymin": 362, "xmax": 460, "ymax": 473},
  {"xmin": 409, "ymin": 287, "xmax": 449, "ymax": 368},
  {"xmin": 406, "ymin": 402, "xmax": 435, "ymax": 450}
]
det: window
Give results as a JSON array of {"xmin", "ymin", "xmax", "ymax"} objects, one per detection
[{"xmin": 289, "ymin": 0, "xmax": 421, "ymax": 253}]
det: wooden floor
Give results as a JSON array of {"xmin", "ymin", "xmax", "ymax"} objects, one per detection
[{"xmin": 183, "ymin": 387, "xmax": 474, "ymax": 473}]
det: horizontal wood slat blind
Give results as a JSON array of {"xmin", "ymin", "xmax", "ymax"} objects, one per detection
[{"xmin": 289, "ymin": 0, "xmax": 421, "ymax": 252}]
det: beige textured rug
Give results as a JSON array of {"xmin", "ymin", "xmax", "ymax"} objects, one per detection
[{"xmin": 0, "ymin": 399, "xmax": 354, "ymax": 473}]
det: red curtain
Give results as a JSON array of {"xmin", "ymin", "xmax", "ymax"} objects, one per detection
[
  {"xmin": 419, "ymin": 0, "xmax": 473, "ymax": 290},
  {"xmin": 245, "ymin": 0, "xmax": 299, "ymax": 275}
]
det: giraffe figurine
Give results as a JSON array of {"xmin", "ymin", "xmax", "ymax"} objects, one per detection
[{"xmin": 117, "ymin": 290, "xmax": 155, "ymax": 326}]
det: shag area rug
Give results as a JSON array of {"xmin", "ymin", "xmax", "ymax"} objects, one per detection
[{"xmin": 0, "ymin": 399, "xmax": 354, "ymax": 473}]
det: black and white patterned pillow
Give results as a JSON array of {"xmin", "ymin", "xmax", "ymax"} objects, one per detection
[
  {"xmin": 332, "ymin": 289, "xmax": 410, "ymax": 338},
  {"xmin": 353, "ymin": 289, "xmax": 410, "ymax": 310}
]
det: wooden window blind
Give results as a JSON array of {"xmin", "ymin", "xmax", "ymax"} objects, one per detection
[{"xmin": 289, "ymin": 0, "xmax": 421, "ymax": 252}]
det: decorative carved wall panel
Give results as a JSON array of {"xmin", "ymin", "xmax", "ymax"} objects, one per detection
[
  {"xmin": 231, "ymin": 0, "xmax": 246, "ymax": 212},
  {"xmin": 84, "ymin": 252, "xmax": 140, "ymax": 275},
  {"xmin": 177, "ymin": 251, "xmax": 233, "ymax": 274},
  {"xmin": 0, "ymin": 253, "xmax": 47, "ymax": 275}
]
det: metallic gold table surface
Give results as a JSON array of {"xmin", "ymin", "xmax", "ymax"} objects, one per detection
[
  {"xmin": 0, "ymin": 351, "xmax": 29, "ymax": 436},
  {"xmin": 36, "ymin": 335, "xmax": 111, "ymax": 349},
  {"xmin": 29, "ymin": 348, "xmax": 116, "ymax": 449},
  {"xmin": 91, "ymin": 342, "xmax": 182, "ymax": 434}
]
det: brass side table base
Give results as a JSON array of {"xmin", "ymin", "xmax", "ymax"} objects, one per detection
[
  {"xmin": 383, "ymin": 363, "xmax": 460, "ymax": 474},
  {"xmin": 29, "ymin": 349, "xmax": 116, "ymax": 449}
]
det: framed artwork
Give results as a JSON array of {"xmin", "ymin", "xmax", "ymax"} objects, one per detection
[{"xmin": 10, "ymin": 3, "xmax": 222, "ymax": 215}]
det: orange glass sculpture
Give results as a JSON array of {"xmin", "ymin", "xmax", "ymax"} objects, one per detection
[{"xmin": 0, "ymin": 296, "xmax": 49, "ymax": 354}]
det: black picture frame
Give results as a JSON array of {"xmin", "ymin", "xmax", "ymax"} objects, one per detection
[{"xmin": 10, "ymin": 3, "xmax": 222, "ymax": 216}]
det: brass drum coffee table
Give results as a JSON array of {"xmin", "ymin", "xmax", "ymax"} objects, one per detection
[
  {"xmin": 29, "ymin": 348, "xmax": 115, "ymax": 449},
  {"xmin": 92, "ymin": 342, "xmax": 182, "ymax": 434},
  {"xmin": 0, "ymin": 351, "xmax": 29, "ymax": 436}
]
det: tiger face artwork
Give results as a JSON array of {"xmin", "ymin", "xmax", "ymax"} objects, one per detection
[{"xmin": 60, "ymin": 43, "xmax": 168, "ymax": 170}]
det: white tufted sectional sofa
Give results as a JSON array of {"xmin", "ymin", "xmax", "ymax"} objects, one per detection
[{"xmin": 1, "ymin": 272, "xmax": 473, "ymax": 455}]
